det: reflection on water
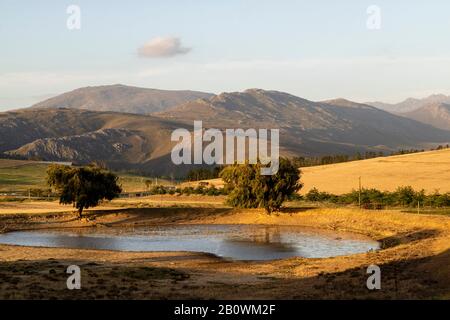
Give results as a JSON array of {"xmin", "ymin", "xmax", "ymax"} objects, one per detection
[{"xmin": 0, "ymin": 225, "xmax": 379, "ymax": 261}]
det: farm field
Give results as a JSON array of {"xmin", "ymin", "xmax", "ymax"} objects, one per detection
[
  {"xmin": 300, "ymin": 149, "xmax": 450, "ymax": 195},
  {"xmin": 0, "ymin": 159, "xmax": 172, "ymax": 193},
  {"xmin": 184, "ymin": 149, "xmax": 450, "ymax": 195},
  {"xmin": 0, "ymin": 195, "xmax": 226, "ymax": 215}
]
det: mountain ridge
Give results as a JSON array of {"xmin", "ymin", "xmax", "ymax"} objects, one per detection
[
  {"xmin": 400, "ymin": 102, "xmax": 450, "ymax": 131},
  {"xmin": 3, "ymin": 88, "xmax": 450, "ymax": 175},
  {"xmin": 29, "ymin": 84, "xmax": 214, "ymax": 114},
  {"xmin": 157, "ymin": 89, "xmax": 450, "ymax": 150},
  {"xmin": 367, "ymin": 94, "xmax": 450, "ymax": 113}
]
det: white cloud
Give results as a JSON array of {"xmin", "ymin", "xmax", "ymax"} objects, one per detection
[{"xmin": 137, "ymin": 36, "xmax": 191, "ymax": 58}]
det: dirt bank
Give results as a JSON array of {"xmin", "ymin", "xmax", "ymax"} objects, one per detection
[{"xmin": 0, "ymin": 206, "xmax": 449, "ymax": 299}]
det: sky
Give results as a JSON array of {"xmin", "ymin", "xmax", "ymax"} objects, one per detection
[{"xmin": 1, "ymin": 0, "xmax": 450, "ymax": 110}]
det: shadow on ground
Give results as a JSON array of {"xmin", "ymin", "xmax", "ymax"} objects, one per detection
[
  {"xmin": 1, "ymin": 248, "xmax": 448, "ymax": 299},
  {"xmin": 379, "ymin": 229, "xmax": 441, "ymax": 248}
]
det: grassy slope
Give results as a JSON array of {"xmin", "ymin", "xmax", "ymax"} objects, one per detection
[
  {"xmin": 300, "ymin": 148, "xmax": 450, "ymax": 195},
  {"xmin": 184, "ymin": 149, "xmax": 450, "ymax": 195},
  {"xmin": 0, "ymin": 162, "xmax": 48, "ymax": 192},
  {"xmin": 0, "ymin": 159, "xmax": 169, "ymax": 193}
]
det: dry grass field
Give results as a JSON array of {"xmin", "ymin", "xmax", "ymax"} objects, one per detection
[
  {"xmin": 0, "ymin": 195, "xmax": 226, "ymax": 215},
  {"xmin": 300, "ymin": 148, "xmax": 450, "ymax": 195},
  {"xmin": 0, "ymin": 206, "xmax": 449, "ymax": 299},
  {"xmin": 185, "ymin": 149, "xmax": 450, "ymax": 195},
  {"xmin": 0, "ymin": 159, "xmax": 37, "ymax": 169}
]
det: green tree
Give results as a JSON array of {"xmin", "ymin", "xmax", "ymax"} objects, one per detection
[
  {"xmin": 47, "ymin": 164, "xmax": 122, "ymax": 218},
  {"xmin": 305, "ymin": 188, "xmax": 335, "ymax": 202},
  {"xmin": 394, "ymin": 186, "xmax": 416, "ymax": 206},
  {"xmin": 220, "ymin": 158, "xmax": 302, "ymax": 213}
]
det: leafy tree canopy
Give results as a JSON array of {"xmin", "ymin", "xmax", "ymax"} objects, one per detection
[
  {"xmin": 47, "ymin": 164, "xmax": 122, "ymax": 218},
  {"xmin": 220, "ymin": 158, "xmax": 302, "ymax": 213}
]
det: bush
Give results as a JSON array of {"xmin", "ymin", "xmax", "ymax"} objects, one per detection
[
  {"xmin": 150, "ymin": 185, "xmax": 167, "ymax": 195},
  {"xmin": 305, "ymin": 188, "xmax": 334, "ymax": 202},
  {"xmin": 206, "ymin": 185, "xmax": 220, "ymax": 196},
  {"xmin": 301, "ymin": 186, "xmax": 449, "ymax": 208}
]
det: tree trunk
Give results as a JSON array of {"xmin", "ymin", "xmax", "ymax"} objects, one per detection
[{"xmin": 78, "ymin": 207, "xmax": 83, "ymax": 219}]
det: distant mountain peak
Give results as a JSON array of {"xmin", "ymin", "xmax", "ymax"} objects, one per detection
[
  {"xmin": 366, "ymin": 93, "xmax": 450, "ymax": 114},
  {"xmin": 400, "ymin": 102, "xmax": 450, "ymax": 130},
  {"xmin": 322, "ymin": 98, "xmax": 375, "ymax": 110},
  {"xmin": 427, "ymin": 93, "xmax": 449, "ymax": 99},
  {"xmin": 244, "ymin": 88, "xmax": 266, "ymax": 94},
  {"xmin": 28, "ymin": 84, "xmax": 214, "ymax": 115}
]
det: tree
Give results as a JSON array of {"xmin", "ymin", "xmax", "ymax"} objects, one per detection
[
  {"xmin": 220, "ymin": 158, "xmax": 302, "ymax": 213},
  {"xmin": 394, "ymin": 186, "xmax": 416, "ymax": 206},
  {"xmin": 47, "ymin": 164, "xmax": 122, "ymax": 218}
]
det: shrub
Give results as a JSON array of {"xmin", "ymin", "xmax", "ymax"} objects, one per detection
[{"xmin": 150, "ymin": 185, "xmax": 167, "ymax": 195}]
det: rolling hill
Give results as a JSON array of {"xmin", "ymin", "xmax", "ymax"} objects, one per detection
[
  {"xmin": 29, "ymin": 84, "xmax": 214, "ymax": 114},
  {"xmin": 300, "ymin": 148, "xmax": 450, "ymax": 194},
  {"xmin": 0, "ymin": 158, "xmax": 166, "ymax": 193},
  {"xmin": 185, "ymin": 149, "xmax": 450, "ymax": 195},
  {"xmin": 0, "ymin": 108, "xmax": 187, "ymax": 175}
]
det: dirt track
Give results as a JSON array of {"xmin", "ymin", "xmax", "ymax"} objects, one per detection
[{"xmin": 0, "ymin": 206, "xmax": 449, "ymax": 299}]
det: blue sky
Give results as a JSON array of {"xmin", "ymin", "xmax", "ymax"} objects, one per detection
[{"xmin": 1, "ymin": 0, "xmax": 450, "ymax": 110}]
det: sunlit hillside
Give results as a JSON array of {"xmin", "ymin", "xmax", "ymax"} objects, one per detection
[
  {"xmin": 184, "ymin": 149, "xmax": 450, "ymax": 195},
  {"xmin": 301, "ymin": 149, "xmax": 450, "ymax": 194}
]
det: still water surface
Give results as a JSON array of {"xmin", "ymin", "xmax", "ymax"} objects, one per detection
[{"xmin": 0, "ymin": 224, "xmax": 379, "ymax": 260}]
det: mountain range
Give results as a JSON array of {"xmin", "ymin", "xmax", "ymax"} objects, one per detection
[
  {"xmin": 400, "ymin": 103, "xmax": 450, "ymax": 131},
  {"xmin": 1, "ymin": 85, "xmax": 450, "ymax": 176},
  {"xmin": 156, "ymin": 89, "xmax": 450, "ymax": 154},
  {"xmin": 367, "ymin": 94, "xmax": 450, "ymax": 113},
  {"xmin": 366, "ymin": 94, "xmax": 450, "ymax": 130}
]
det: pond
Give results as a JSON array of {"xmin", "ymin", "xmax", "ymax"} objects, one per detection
[{"xmin": 0, "ymin": 224, "xmax": 379, "ymax": 261}]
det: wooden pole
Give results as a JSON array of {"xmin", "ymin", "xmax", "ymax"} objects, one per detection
[{"xmin": 358, "ymin": 176, "xmax": 362, "ymax": 209}]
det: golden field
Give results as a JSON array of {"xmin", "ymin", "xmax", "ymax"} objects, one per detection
[
  {"xmin": 0, "ymin": 194, "xmax": 226, "ymax": 215},
  {"xmin": 184, "ymin": 149, "xmax": 450, "ymax": 195},
  {"xmin": 300, "ymin": 148, "xmax": 450, "ymax": 195}
]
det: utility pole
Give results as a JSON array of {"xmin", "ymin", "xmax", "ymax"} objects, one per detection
[{"xmin": 358, "ymin": 176, "xmax": 362, "ymax": 209}]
